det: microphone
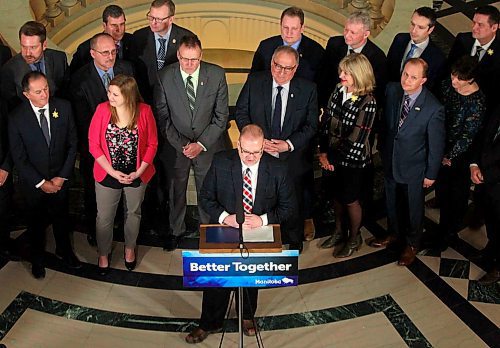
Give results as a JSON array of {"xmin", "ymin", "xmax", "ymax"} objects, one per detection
[{"xmin": 236, "ymin": 203, "xmax": 245, "ymax": 250}]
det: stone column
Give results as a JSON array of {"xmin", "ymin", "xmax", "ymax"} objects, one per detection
[
  {"xmin": 60, "ymin": 0, "xmax": 82, "ymax": 17},
  {"xmin": 44, "ymin": 0, "xmax": 63, "ymax": 27}
]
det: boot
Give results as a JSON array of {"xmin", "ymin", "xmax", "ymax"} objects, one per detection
[
  {"xmin": 320, "ymin": 229, "xmax": 345, "ymax": 249},
  {"xmin": 334, "ymin": 234, "xmax": 362, "ymax": 258}
]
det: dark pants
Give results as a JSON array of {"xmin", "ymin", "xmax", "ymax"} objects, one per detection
[
  {"xmin": 0, "ymin": 178, "xmax": 12, "ymax": 244},
  {"xmin": 385, "ymin": 175, "xmax": 424, "ymax": 247},
  {"xmin": 477, "ymin": 183, "xmax": 500, "ymax": 267},
  {"xmin": 435, "ymin": 160, "xmax": 471, "ymax": 245},
  {"xmin": 22, "ymin": 185, "xmax": 73, "ymax": 264},
  {"xmin": 79, "ymin": 151, "xmax": 97, "ymax": 235},
  {"xmin": 199, "ymin": 288, "xmax": 258, "ymax": 331}
]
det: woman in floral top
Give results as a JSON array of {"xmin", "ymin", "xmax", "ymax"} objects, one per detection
[
  {"xmin": 318, "ymin": 53, "xmax": 377, "ymax": 258},
  {"xmin": 435, "ymin": 56, "xmax": 486, "ymax": 250},
  {"xmin": 89, "ymin": 75, "xmax": 158, "ymax": 275}
]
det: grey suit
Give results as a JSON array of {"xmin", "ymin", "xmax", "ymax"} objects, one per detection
[
  {"xmin": 0, "ymin": 49, "xmax": 68, "ymax": 111},
  {"xmin": 155, "ymin": 61, "xmax": 229, "ymax": 236},
  {"xmin": 380, "ymin": 83, "xmax": 445, "ymax": 246}
]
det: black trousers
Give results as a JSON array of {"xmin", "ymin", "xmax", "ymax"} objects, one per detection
[
  {"xmin": 477, "ymin": 182, "xmax": 500, "ymax": 267},
  {"xmin": 435, "ymin": 160, "xmax": 471, "ymax": 243},
  {"xmin": 22, "ymin": 185, "xmax": 73, "ymax": 264},
  {"xmin": 79, "ymin": 151, "xmax": 97, "ymax": 234},
  {"xmin": 199, "ymin": 288, "xmax": 258, "ymax": 331},
  {"xmin": 0, "ymin": 178, "xmax": 12, "ymax": 239}
]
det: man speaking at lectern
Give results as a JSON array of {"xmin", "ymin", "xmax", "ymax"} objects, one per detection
[{"xmin": 185, "ymin": 124, "xmax": 296, "ymax": 343}]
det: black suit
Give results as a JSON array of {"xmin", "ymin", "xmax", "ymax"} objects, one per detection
[
  {"xmin": 197, "ymin": 150, "xmax": 296, "ymax": 330},
  {"xmin": 0, "ymin": 49, "xmax": 69, "ymax": 111},
  {"xmin": 251, "ymin": 35, "xmax": 325, "ymax": 82},
  {"xmin": 0, "ymin": 44, "xmax": 12, "ymax": 66},
  {"xmin": 448, "ymin": 33, "xmax": 500, "ymax": 110},
  {"xmin": 472, "ymin": 104, "xmax": 500, "ymax": 267},
  {"xmin": 131, "ymin": 24, "xmax": 193, "ymax": 103},
  {"xmin": 8, "ymin": 98, "xmax": 77, "ymax": 264},
  {"xmin": 0, "ymin": 98, "xmax": 12, "ymax": 237},
  {"xmin": 386, "ymin": 33, "xmax": 446, "ymax": 90},
  {"xmin": 69, "ymin": 60, "xmax": 134, "ymax": 232},
  {"xmin": 235, "ymin": 71, "xmax": 317, "ymax": 243},
  {"xmin": 69, "ymin": 32, "xmax": 134, "ymax": 74},
  {"xmin": 318, "ymin": 37, "xmax": 387, "ymax": 108}
]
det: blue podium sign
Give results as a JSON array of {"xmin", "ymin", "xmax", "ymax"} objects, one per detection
[{"xmin": 182, "ymin": 250, "xmax": 299, "ymax": 288}]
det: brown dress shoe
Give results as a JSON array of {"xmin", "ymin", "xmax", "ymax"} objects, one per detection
[
  {"xmin": 398, "ymin": 245, "xmax": 417, "ymax": 266},
  {"xmin": 478, "ymin": 268, "xmax": 500, "ymax": 285},
  {"xmin": 366, "ymin": 234, "xmax": 397, "ymax": 248},
  {"xmin": 185, "ymin": 326, "xmax": 221, "ymax": 344},
  {"xmin": 304, "ymin": 219, "xmax": 316, "ymax": 241}
]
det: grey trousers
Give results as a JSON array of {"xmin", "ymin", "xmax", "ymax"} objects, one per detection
[{"xmin": 95, "ymin": 181, "xmax": 147, "ymax": 256}]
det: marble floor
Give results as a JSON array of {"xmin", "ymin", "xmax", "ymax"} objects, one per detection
[{"xmin": 0, "ymin": 190, "xmax": 498, "ymax": 348}]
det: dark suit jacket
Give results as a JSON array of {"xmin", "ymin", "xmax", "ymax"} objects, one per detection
[
  {"xmin": 318, "ymin": 36, "xmax": 387, "ymax": 108},
  {"xmin": 0, "ymin": 44, "xmax": 12, "ymax": 67},
  {"xmin": 0, "ymin": 49, "xmax": 69, "ymax": 111},
  {"xmin": 8, "ymin": 98, "xmax": 77, "ymax": 193},
  {"xmin": 250, "ymin": 35, "xmax": 325, "ymax": 82},
  {"xmin": 155, "ymin": 61, "xmax": 229, "ymax": 152},
  {"xmin": 69, "ymin": 60, "xmax": 134, "ymax": 150},
  {"xmin": 234, "ymin": 71, "xmax": 318, "ymax": 176},
  {"xmin": 200, "ymin": 150, "xmax": 296, "ymax": 224},
  {"xmin": 0, "ymin": 99, "xmax": 12, "ymax": 173},
  {"xmin": 387, "ymin": 33, "xmax": 446, "ymax": 89},
  {"xmin": 131, "ymin": 24, "xmax": 193, "ymax": 102},
  {"xmin": 472, "ymin": 103, "xmax": 500, "ymax": 184},
  {"xmin": 69, "ymin": 32, "xmax": 134, "ymax": 74},
  {"xmin": 448, "ymin": 33, "xmax": 500, "ymax": 109},
  {"xmin": 380, "ymin": 83, "xmax": 445, "ymax": 183}
]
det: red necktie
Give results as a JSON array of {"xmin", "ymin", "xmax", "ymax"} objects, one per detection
[{"xmin": 243, "ymin": 168, "xmax": 253, "ymax": 213}]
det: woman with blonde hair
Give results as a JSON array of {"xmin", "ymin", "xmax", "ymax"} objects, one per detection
[
  {"xmin": 319, "ymin": 53, "xmax": 377, "ymax": 257},
  {"xmin": 89, "ymin": 75, "xmax": 158, "ymax": 274}
]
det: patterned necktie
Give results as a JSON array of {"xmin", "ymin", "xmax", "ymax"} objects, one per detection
[
  {"xmin": 398, "ymin": 94, "xmax": 411, "ymax": 129},
  {"xmin": 186, "ymin": 75, "xmax": 196, "ymax": 114},
  {"xmin": 157, "ymin": 38, "xmax": 167, "ymax": 69},
  {"xmin": 116, "ymin": 42, "xmax": 122, "ymax": 59},
  {"xmin": 243, "ymin": 168, "xmax": 253, "ymax": 214},
  {"xmin": 405, "ymin": 43, "xmax": 418, "ymax": 62},
  {"xmin": 475, "ymin": 46, "xmax": 483, "ymax": 61},
  {"xmin": 34, "ymin": 61, "xmax": 42, "ymax": 73},
  {"xmin": 38, "ymin": 108, "xmax": 50, "ymax": 146},
  {"xmin": 102, "ymin": 72, "xmax": 111, "ymax": 90},
  {"xmin": 272, "ymin": 86, "xmax": 283, "ymax": 139}
]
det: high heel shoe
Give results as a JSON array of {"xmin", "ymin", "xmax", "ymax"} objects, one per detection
[
  {"xmin": 320, "ymin": 229, "xmax": 345, "ymax": 249},
  {"xmin": 98, "ymin": 254, "xmax": 111, "ymax": 276},
  {"xmin": 334, "ymin": 234, "xmax": 362, "ymax": 258},
  {"xmin": 124, "ymin": 247, "xmax": 137, "ymax": 271}
]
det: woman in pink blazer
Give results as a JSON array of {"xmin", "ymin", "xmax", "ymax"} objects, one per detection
[{"xmin": 89, "ymin": 75, "xmax": 157, "ymax": 275}]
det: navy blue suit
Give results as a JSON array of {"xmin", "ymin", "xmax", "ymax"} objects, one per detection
[
  {"xmin": 251, "ymin": 35, "xmax": 325, "ymax": 82},
  {"xmin": 386, "ymin": 33, "xmax": 446, "ymax": 89},
  {"xmin": 380, "ymin": 83, "xmax": 444, "ymax": 246},
  {"xmin": 198, "ymin": 149, "xmax": 296, "ymax": 331}
]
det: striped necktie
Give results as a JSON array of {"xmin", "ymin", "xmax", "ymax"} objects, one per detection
[
  {"xmin": 186, "ymin": 75, "xmax": 196, "ymax": 114},
  {"xmin": 398, "ymin": 94, "xmax": 411, "ymax": 129}
]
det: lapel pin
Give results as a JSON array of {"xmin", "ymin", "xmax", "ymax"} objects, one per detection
[
  {"xmin": 290, "ymin": 93, "xmax": 294, "ymax": 98},
  {"xmin": 487, "ymin": 49, "xmax": 494, "ymax": 56},
  {"xmin": 299, "ymin": 53, "xmax": 303, "ymax": 57},
  {"xmin": 415, "ymin": 107, "xmax": 421, "ymax": 111},
  {"xmin": 201, "ymin": 81, "xmax": 204, "ymax": 86},
  {"xmin": 172, "ymin": 38, "xmax": 176, "ymax": 44},
  {"xmin": 52, "ymin": 110, "xmax": 59, "ymax": 118}
]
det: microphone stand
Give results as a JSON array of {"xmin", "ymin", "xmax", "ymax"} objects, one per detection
[{"xmin": 236, "ymin": 210, "xmax": 245, "ymax": 348}]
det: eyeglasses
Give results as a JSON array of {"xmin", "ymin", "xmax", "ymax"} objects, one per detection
[
  {"xmin": 239, "ymin": 146, "xmax": 263, "ymax": 156},
  {"xmin": 178, "ymin": 55, "xmax": 201, "ymax": 64},
  {"xmin": 146, "ymin": 12, "xmax": 172, "ymax": 23},
  {"xmin": 92, "ymin": 49, "xmax": 117, "ymax": 57},
  {"xmin": 272, "ymin": 61, "xmax": 296, "ymax": 73}
]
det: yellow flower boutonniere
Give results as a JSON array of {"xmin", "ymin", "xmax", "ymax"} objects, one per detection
[
  {"xmin": 351, "ymin": 95, "xmax": 359, "ymax": 102},
  {"xmin": 52, "ymin": 110, "xmax": 59, "ymax": 119},
  {"xmin": 487, "ymin": 49, "xmax": 494, "ymax": 56}
]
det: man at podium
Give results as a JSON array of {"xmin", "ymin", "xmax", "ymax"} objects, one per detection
[{"xmin": 185, "ymin": 124, "xmax": 296, "ymax": 343}]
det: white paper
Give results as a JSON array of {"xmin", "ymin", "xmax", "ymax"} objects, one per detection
[{"xmin": 242, "ymin": 225, "xmax": 274, "ymax": 242}]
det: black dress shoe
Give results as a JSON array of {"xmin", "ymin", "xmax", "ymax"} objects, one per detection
[
  {"xmin": 56, "ymin": 251, "xmax": 82, "ymax": 269},
  {"xmin": 87, "ymin": 234, "xmax": 97, "ymax": 247},
  {"xmin": 31, "ymin": 263, "xmax": 46, "ymax": 279},
  {"xmin": 289, "ymin": 242, "xmax": 303, "ymax": 254},
  {"xmin": 478, "ymin": 267, "xmax": 500, "ymax": 285},
  {"xmin": 163, "ymin": 235, "xmax": 180, "ymax": 251}
]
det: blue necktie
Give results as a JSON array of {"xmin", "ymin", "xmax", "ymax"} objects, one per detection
[
  {"xmin": 272, "ymin": 86, "xmax": 283, "ymax": 139},
  {"xmin": 405, "ymin": 43, "xmax": 418, "ymax": 62}
]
